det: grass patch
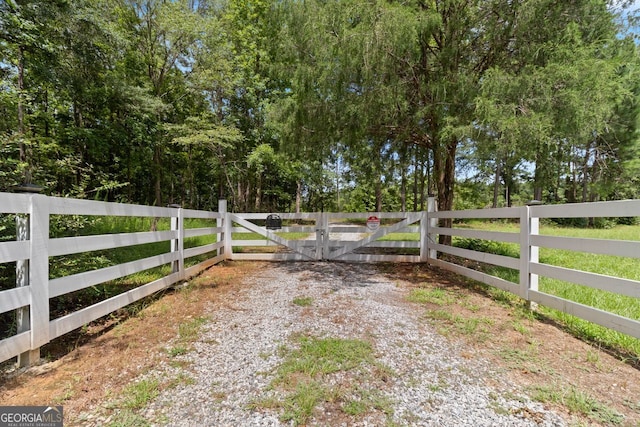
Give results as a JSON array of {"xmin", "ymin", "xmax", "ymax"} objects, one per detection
[
  {"xmin": 122, "ymin": 379, "xmax": 161, "ymax": 410},
  {"xmin": 529, "ymin": 384, "xmax": 624, "ymax": 425},
  {"xmin": 165, "ymin": 316, "xmax": 209, "ymax": 357},
  {"xmin": 407, "ymin": 288, "xmax": 456, "ymax": 306},
  {"xmin": 274, "ymin": 336, "xmax": 374, "ymax": 384},
  {"xmin": 178, "ymin": 316, "xmax": 208, "ymax": 341},
  {"xmin": 292, "ymin": 296, "xmax": 314, "ymax": 307},
  {"xmin": 449, "ymin": 222, "xmax": 640, "ymax": 359},
  {"xmin": 253, "ymin": 334, "xmax": 393, "ymax": 426}
]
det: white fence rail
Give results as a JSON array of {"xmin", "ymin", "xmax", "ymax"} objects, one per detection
[
  {"xmin": 430, "ymin": 200, "xmax": 640, "ymax": 340},
  {"xmin": 0, "ymin": 193, "xmax": 225, "ymax": 366},
  {"xmin": 1, "ymin": 192, "xmax": 639, "ymax": 367}
]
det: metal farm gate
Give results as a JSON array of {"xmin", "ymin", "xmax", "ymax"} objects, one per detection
[{"xmin": 225, "ymin": 210, "xmax": 434, "ymax": 263}]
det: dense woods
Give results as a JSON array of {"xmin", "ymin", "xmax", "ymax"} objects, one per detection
[{"xmin": 1, "ymin": 0, "xmax": 639, "ymax": 213}]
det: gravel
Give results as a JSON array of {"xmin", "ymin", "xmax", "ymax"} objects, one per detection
[{"xmin": 137, "ymin": 262, "xmax": 566, "ymax": 426}]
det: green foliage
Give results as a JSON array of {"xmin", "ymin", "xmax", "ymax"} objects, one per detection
[
  {"xmin": 0, "ymin": 0, "xmax": 638, "ymax": 213},
  {"xmin": 452, "ymin": 222, "xmax": 640, "ymax": 358},
  {"xmin": 454, "ymin": 238, "xmax": 519, "ymax": 258}
]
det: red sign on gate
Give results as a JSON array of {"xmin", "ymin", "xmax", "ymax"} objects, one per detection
[{"xmin": 366, "ymin": 215, "xmax": 380, "ymax": 231}]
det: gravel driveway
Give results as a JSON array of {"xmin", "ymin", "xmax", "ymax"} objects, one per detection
[{"xmin": 138, "ymin": 262, "xmax": 565, "ymax": 426}]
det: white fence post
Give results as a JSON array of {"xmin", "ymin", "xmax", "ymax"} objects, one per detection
[
  {"xmin": 519, "ymin": 205, "xmax": 539, "ymax": 308},
  {"xmin": 427, "ymin": 196, "xmax": 438, "ymax": 261},
  {"xmin": 15, "ymin": 209, "xmax": 37, "ymax": 367},
  {"xmin": 170, "ymin": 206, "xmax": 185, "ymax": 281},
  {"xmin": 221, "ymin": 200, "xmax": 232, "ymax": 259},
  {"xmin": 420, "ymin": 210, "xmax": 428, "ymax": 263},
  {"xmin": 217, "ymin": 200, "xmax": 226, "ymax": 258},
  {"xmin": 24, "ymin": 195, "xmax": 49, "ymax": 365}
]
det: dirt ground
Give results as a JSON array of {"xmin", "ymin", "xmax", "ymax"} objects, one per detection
[{"xmin": 1, "ymin": 261, "xmax": 639, "ymax": 426}]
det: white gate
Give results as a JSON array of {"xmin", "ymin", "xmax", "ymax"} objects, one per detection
[{"xmin": 227, "ymin": 211, "xmax": 430, "ymax": 263}]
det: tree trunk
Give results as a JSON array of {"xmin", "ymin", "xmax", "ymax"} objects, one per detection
[
  {"xmin": 412, "ymin": 150, "xmax": 419, "ymax": 211},
  {"xmin": 296, "ymin": 180, "xmax": 301, "ymax": 213},
  {"xmin": 492, "ymin": 160, "xmax": 502, "ymax": 208},
  {"xmin": 434, "ymin": 137, "xmax": 457, "ymax": 245},
  {"xmin": 154, "ymin": 145, "xmax": 162, "ymax": 206},
  {"xmin": 17, "ymin": 46, "xmax": 30, "ymax": 183},
  {"xmin": 255, "ymin": 174, "xmax": 262, "ymax": 211},
  {"xmin": 400, "ymin": 157, "xmax": 407, "ymax": 213},
  {"xmin": 375, "ymin": 177, "xmax": 382, "ymax": 212},
  {"xmin": 533, "ymin": 157, "xmax": 544, "ymax": 202},
  {"xmin": 582, "ymin": 142, "xmax": 591, "ymax": 203}
]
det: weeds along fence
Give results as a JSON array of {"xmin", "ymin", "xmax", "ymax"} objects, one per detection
[
  {"xmin": 430, "ymin": 200, "xmax": 640, "ymax": 341},
  {"xmin": 0, "ymin": 193, "xmax": 225, "ymax": 366}
]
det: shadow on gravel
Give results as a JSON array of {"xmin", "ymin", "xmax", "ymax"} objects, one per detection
[{"xmin": 274, "ymin": 261, "xmax": 383, "ymax": 288}]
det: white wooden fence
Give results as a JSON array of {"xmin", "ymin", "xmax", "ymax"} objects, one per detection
[
  {"xmin": 1, "ymin": 193, "xmax": 639, "ymax": 367},
  {"xmin": 0, "ymin": 193, "xmax": 225, "ymax": 366},
  {"xmin": 430, "ymin": 200, "xmax": 640, "ymax": 340}
]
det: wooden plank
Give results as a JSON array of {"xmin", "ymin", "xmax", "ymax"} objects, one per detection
[
  {"xmin": 182, "ymin": 208, "xmax": 219, "ymax": 219},
  {"xmin": 231, "ymin": 240, "xmax": 316, "ymax": 248},
  {"xmin": 184, "ymin": 242, "xmax": 222, "ymax": 259},
  {"xmin": 530, "ymin": 263, "xmax": 640, "ymax": 298},
  {"xmin": 531, "ymin": 235, "xmax": 640, "ymax": 259},
  {"xmin": 363, "ymin": 241, "xmax": 420, "ymax": 248},
  {"xmin": 234, "ymin": 213, "xmax": 269, "ymax": 220},
  {"xmin": 0, "ymin": 287, "xmax": 31, "ymax": 313},
  {"xmin": 432, "ymin": 227, "xmax": 521, "ymax": 244},
  {"xmin": 185, "ymin": 254, "xmax": 225, "ymax": 277},
  {"xmin": 234, "ymin": 212, "xmax": 322, "ymax": 220},
  {"xmin": 184, "ymin": 227, "xmax": 221, "ymax": 238},
  {"xmin": 0, "ymin": 192, "xmax": 30, "ymax": 213},
  {"xmin": 48, "ymin": 197, "xmax": 173, "ymax": 217},
  {"xmin": 431, "ymin": 207, "xmax": 521, "ymax": 219},
  {"xmin": 0, "ymin": 241, "xmax": 29, "ymax": 263},
  {"xmin": 333, "ymin": 254, "xmax": 421, "ymax": 263},
  {"xmin": 430, "ymin": 258, "xmax": 522, "ymax": 296},
  {"xmin": 50, "ymin": 273, "xmax": 181, "ymax": 339},
  {"xmin": 49, "ymin": 231, "xmax": 177, "ymax": 257},
  {"xmin": 529, "ymin": 290, "xmax": 640, "ymax": 339},
  {"xmin": 530, "ymin": 200, "xmax": 640, "ymax": 219},
  {"xmin": 0, "ymin": 331, "xmax": 31, "ymax": 364},
  {"xmin": 231, "ymin": 226, "xmax": 315, "ymax": 234},
  {"xmin": 230, "ymin": 253, "xmax": 310, "ymax": 261},
  {"xmin": 432, "ymin": 243, "xmax": 520, "ymax": 270},
  {"xmin": 49, "ymin": 252, "xmax": 178, "ymax": 298}
]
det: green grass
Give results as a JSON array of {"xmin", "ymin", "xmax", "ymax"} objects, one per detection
[
  {"xmin": 407, "ymin": 288, "xmax": 457, "ymax": 306},
  {"xmin": 49, "ymin": 216, "xmax": 220, "ymax": 282},
  {"xmin": 252, "ymin": 334, "xmax": 393, "ymax": 426},
  {"xmin": 167, "ymin": 316, "xmax": 209, "ymax": 357},
  {"xmin": 292, "ymin": 296, "xmax": 314, "ymax": 307},
  {"xmin": 121, "ymin": 379, "xmax": 160, "ymax": 410},
  {"xmin": 450, "ymin": 221, "xmax": 640, "ymax": 359},
  {"xmin": 378, "ymin": 232, "xmax": 419, "ymax": 241},
  {"xmin": 103, "ymin": 378, "xmax": 160, "ymax": 427},
  {"xmin": 529, "ymin": 384, "xmax": 624, "ymax": 425},
  {"xmin": 274, "ymin": 336, "xmax": 374, "ymax": 383}
]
